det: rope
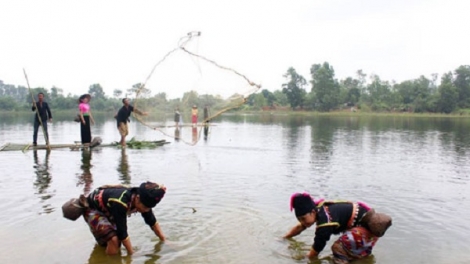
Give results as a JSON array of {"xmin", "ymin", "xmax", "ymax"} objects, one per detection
[{"xmin": 132, "ymin": 32, "xmax": 262, "ymax": 145}]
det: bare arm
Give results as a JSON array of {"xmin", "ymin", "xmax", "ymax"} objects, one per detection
[
  {"xmin": 307, "ymin": 248, "xmax": 318, "ymax": 259},
  {"xmin": 152, "ymin": 222, "xmax": 165, "ymax": 241},
  {"xmin": 122, "ymin": 237, "xmax": 134, "ymax": 255},
  {"xmin": 283, "ymin": 223, "xmax": 306, "ymax": 239},
  {"xmin": 134, "ymin": 108, "xmax": 148, "ymax": 116}
]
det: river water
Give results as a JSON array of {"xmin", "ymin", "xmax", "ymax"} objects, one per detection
[{"xmin": 0, "ymin": 114, "xmax": 469, "ymax": 264}]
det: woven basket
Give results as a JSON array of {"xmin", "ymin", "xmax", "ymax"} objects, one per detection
[
  {"xmin": 362, "ymin": 209, "xmax": 392, "ymax": 237},
  {"xmin": 62, "ymin": 198, "xmax": 85, "ymax": 221}
]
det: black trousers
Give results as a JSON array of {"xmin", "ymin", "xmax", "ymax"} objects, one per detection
[{"xmin": 81, "ymin": 116, "xmax": 92, "ymax": 144}]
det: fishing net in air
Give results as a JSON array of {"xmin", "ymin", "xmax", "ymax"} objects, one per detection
[{"xmin": 131, "ymin": 32, "xmax": 261, "ymax": 145}]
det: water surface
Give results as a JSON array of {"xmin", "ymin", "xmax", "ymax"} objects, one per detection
[{"xmin": 0, "ymin": 114, "xmax": 469, "ymax": 264}]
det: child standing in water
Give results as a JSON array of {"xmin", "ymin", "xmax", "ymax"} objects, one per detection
[{"xmin": 284, "ymin": 193, "xmax": 391, "ymax": 264}]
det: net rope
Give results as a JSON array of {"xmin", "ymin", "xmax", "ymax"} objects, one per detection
[{"xmin": 132, "ymin": 31, "xmax": 261, "ymax": 145}]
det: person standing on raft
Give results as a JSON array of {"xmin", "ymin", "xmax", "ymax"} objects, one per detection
[
  {"xmin": 115, "ymin": 98, "xmax": 148, "ymax": 147},
  {"xmin": 32, "ymin": 92, "xmax": 52, "ymax": 146},
  {"xmin": 78, "ymin": 94, "xmax": 95, "ymax": 146}
]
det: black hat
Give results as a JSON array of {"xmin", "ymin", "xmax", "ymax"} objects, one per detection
[
  {"xmin": 138, "ymin": 181, "xmax": 166, "ymax": 208},
  {"xmin": 290, "ymin": 193, "xmax": 315, "ymax": 217},
  {"xmin": 78, "ymin": 94, "xmax": 91, "ymax": 103}
]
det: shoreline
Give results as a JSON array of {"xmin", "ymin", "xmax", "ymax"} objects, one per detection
[{"xmin": 2, "ymin": 109, "xmax": 470, "ymax": 119}]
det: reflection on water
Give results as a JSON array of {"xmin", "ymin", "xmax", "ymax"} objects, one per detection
[
  {"xmin": 174, "ymin": 127, "xmax": 180, "ymax": 142},
  {"xmin": 192, "ymin": 127, "xmax": 197, "ymax": 144},
  {"xmin": 203, "ymin": 125, "xmax": 209, "ymax": 141},
  {"xmin": 77, "ymin": 149, "xmax": 94, "ymax": 195},
  {"xmin": 118, "ymin": 148, "xmax": 131, "ymax": 184},
  {"xmin": 33, "ymin": 150, "xmax": 54, "ymax": 214}
]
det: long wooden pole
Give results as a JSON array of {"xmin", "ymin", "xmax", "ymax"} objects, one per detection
[{"xmin": 23, "ymin": 69, "xmax": 50, "ymax": 150}]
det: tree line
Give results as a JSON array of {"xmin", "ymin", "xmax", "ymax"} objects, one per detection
[
  {"xmin": 1, "ymin": 63, "xmax": 469, "ymax": 114},
  {"xmin": 246, "ymin": 63, "xmax": 470, "ymax": 114},
  {"xmin": 0, "ymin": 80, "xmax": 231, "ymax": 114}
]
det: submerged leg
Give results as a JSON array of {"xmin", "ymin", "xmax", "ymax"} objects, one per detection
[{"xmin": 105, "ymin": 236, "xmax": 121, "ymax": 255}]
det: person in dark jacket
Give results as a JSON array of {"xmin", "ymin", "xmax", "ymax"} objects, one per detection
[
  {"xmin": 32, "ymin": 92, "xmax": 52, "ymax": 146},
  {"xmin": 174, "ymin": 107, "xmax": 181, "ymax": 127},
  {"xmin": 115, "ymin": 98, "xmax": 147, "ymax": 147},
  {"xmin": 83, "ymin": 181, "xmax": 166, "ymax": 255},
  {"xmin": 284, "ymin": 193, "xmax": 391, "ymax": 264}
]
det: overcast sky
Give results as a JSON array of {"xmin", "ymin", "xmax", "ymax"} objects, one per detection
[{"xmin": 1, "ymin": 0, "xmax": 469, "ymax": 98}]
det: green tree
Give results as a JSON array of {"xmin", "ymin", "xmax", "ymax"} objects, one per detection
[
  {"xmin": 282, "ymin": 67, "xmax": 306, "ymax": 110},
  {"xmin": 261, "ymin": 89, "xmax": 276, "ymax": 107},
  {"xmin": 454, "ymin": 65, "xmax": 470, "ymax": 108},
  {"xmin": 310, "ymin": 62, "xmax": 339, "ymax": 111},
  {"xmin": 395, "ymin": 76, "xmax": 431, "ymax": 112},
  {"xmin": 182, "ymin": 90, "xmax": 199, "ymax": 108},
  {"xmin": 128, "ymin": 83, "xmax": 151, "ymax": 98},
  {"xmin": 273, "ymin": 90, "xmax": 288, "ymax": 106},
  {"xmin": 113, "ymin": 89, "xmax": 123, "ymax": 98},
  {"xmin": 0, "ymin": 96, "xmax": 16, "ymax": 110},
  {"xmin": 366, "ymin": 75, "xmax": 392, "ymax": 111},
  {"xmin": 88, "ymin": 83, "xmax": 106, "ymax": 100},
  {"xmin": 253, "ymin": 93, "xmax": 267, "ymax": 110},
  {"xmin": 340, "ymin": 77, "xmax": 361, "ymax": 106},
  {"xmin": 437, "ymin": 72, "xmax": 458, "ymax": 113},
  {"xmin": 50, "ymin": 86, "xmax": 63, "ymax": 100},
  {"xmin": 0, "ymin": 80, "xmax": 4, "ymax": 97}
]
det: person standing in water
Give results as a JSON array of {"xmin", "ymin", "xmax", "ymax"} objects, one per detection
[
  {"xmin": 203, "ymin": 105, "xmax": 210, "ymax": 123},
  {"xmin": 115, "ymin": 98, "xmax": 148, "ymax": 147},
  {"xmin": 191, "ymin": 105, "xmax": 198, "ymax": 126},
  {"xmin": 174, "ymin": 107, "xmax": 181, "ymax": 127},
  {"xmin": 32, "ymin": 92, "xmax": 52, "ymax": 146}
]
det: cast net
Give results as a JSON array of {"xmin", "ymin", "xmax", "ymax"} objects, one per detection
[{"xmin": 131, "ymin": 32, "xmax": 261, "ymax": 145}]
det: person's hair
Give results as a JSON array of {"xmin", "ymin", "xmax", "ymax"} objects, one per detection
[
  {"xmin": 38, "ymin": 92, "xmax": 44, "ymax": 96},
  {"xmin": 290, "ymin": 193, "xmax": 316, "ymax": 217},
  {"xmin": 122, "ymin": 98, "xmax": 128, "ymax": 104}
]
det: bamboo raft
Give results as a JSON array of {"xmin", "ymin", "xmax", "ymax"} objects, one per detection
[{"xmin": 0, "ymin": 139, "xmax": 169, "ymax": 152}]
